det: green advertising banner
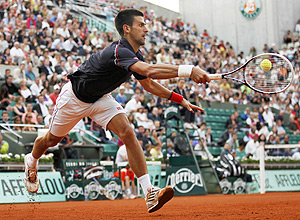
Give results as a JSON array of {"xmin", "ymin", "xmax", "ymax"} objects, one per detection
[
  {"xmin": 0, "ymin": 172, "xmax": 65, "ymax": 203},
  {"xmin": 248, "ymin": 170, "xmax": 300, "ymax": 192},
  {"xmin": 166, "ymin": 166, "xmax": 206, "ymax": 196}
]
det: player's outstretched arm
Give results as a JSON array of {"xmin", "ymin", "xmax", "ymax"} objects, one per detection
[
  {"xmin": 139, "ymin": 78, "xmax": 204, "ymax": 113},
  {"xmin": 130, "ymin": 61, "xmax": 210, "ymax": 84}
]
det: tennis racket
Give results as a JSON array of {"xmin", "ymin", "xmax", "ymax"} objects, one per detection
[{"xmin": 208, "ymin": 53, "xmax": 295, "ymax": 94}]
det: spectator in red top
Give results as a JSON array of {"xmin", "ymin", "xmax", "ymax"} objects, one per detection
[
  {"xmin": 50, "ymin": 84, "xmax": 60, "ymax": 105},
  {"xmin": 27, "ymin": 13, "xmax": 37, "ymax": 29},
  {"xmin": 113, "ymin": 163, "xmax": 137, "ymax": 199}
]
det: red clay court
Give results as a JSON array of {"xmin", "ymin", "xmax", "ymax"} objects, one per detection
[{"xmin": 1, "ymin": 192, "xmax": 299, "ymax": 220}]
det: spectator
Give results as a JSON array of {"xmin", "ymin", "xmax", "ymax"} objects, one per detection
[
  {"xmin": 217, "ymin": 125, "xmax": 234, "ymax": 147},
  {"xmin": 226, "ymin": 132, "xmax": 239, "ymax": 150},
  {"xmin": 12, "ymin": 96, "xmax": 26, "ymax": 117},
  {"xmin": 144, "ymin": 143, "xmax": 152, "ymax": 159},
  {"xmin": 41, "ymin": 88, "xmax": 53, "ymax": 106},
  {"xmin": 12, "ymin": 116, "xmax": 22, "ymax": 131},
  {"xmin": 150, "ymin": 142, "xmax": 162, "ymax": 159},
  {"xmin": 1, "ymin": 75, "xmax": 19, "ymax": 99},
  {"xmin": 32, "ymin": 95, "xmax": 50, "ymax": 118},
  {"xmin": 236, "ymin": 140, "xmax": 247, "ymax": 160},
  {"xmin": 136, "ymin": 125, "xmax": 148, "ymax": 150},
  {"xmin": 245, "ymin": 134, "xmax": 260, "ymax": 159},
  {"xmin": 22, "ymin": 112, "xmax": 36, "ymax": 131},
  {"xmin": 49, "ymin": 84, "xmax": 60, "ymax": 105},
  {"xmin": 12, "ymin": 61, "xmax": 26, "ymax": 83},
  {"xmin": 275, "ymin": 119, "xmax": 286, "ymax": 139},
  {"xmin": 124, "ymin": 95, "xmax": 142, "ymax": 114},
  {"xmin": 30, "ymin": 77, "xmax": 43, "ymax": 98},
  {"xmin": 0, "ymin": 133, "xmax": 9, "ymax": 154},
  {"xmin": 10, "ymin": 41, "xmax": 25, "ymax": 65},
  {"xmin": 283, "ymin": 30, "xmax": 294, "ymax": 44},
  {"xmin": 135, "ymin": 106, "xmax": 154, "ymax": 129},
  {"xmin": 112, "ymin": 163, "xmax": 137, "ymax": 199},
  {"xmin": 262, "ymin": 106, "xmax": 274, "ymax": 128},
  {"xmin": 115, "ymin": 143, "xmax": 128, "ymax": 164},
  {"xmin": 115, "ymin": 85, "xmax": 127, "ymax": 107},
  {"xmin": 288, "ymin": 114, "xmax": 300, "ymax": 134},
  {"xmin": 0, "ymin": 86, "xmax": 11, "ymax": 110}
]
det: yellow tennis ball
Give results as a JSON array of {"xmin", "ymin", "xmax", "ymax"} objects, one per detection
[{"xmin": 260, "ymin": 59, "xmax": 272, "ymax": 71}]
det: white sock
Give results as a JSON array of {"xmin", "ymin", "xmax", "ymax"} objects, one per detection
[
  {"xmin": 138, "ymin": 174, "xmax": 152, "ymax": 197},
  {"xmin": 27, "ymin": 153, "xmax": 39, "ymax": 168}
]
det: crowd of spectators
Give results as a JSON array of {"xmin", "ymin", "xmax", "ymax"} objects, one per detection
[{"xmin": 0, "ymin": 0, "xmax": 299, "ymax": 161}]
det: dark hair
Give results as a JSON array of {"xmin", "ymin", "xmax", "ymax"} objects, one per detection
[{"xmin": 114, "ymin": 9, "xmax": 144, "ymax": 37}]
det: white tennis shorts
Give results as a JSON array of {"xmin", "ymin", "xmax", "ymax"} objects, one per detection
[{"xmin": 49, "ymin": 82, "xmax": 126, "ymax": 137}]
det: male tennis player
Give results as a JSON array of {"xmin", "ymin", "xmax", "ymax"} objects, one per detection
[{"xmin": 24, "ymin": 9, "xmax": 210, "ymax": 213}]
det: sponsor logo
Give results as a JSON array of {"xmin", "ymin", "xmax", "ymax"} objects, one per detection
[
  {"xmin": 166, "ymin": 168, "xmax": 203, "ymax": 193},
  {"xmin": 66, "ymin": 184, "xmax": 83, "ymax": 199},
  {"xmin": 164, "ymin": 106, "xmax": 179, "ymax": 118},
  {"xmin": 240, "ymin": 0, "xmax": 261, "ymax": 19},
  {"xmin": 220, "ymin": 178, "xmax": 232, "ymax": 194},
  {"xmin": 233, "ymin": 178, "xmax": 246, "ymax": 194},
  {"xmin": 104, "ymin": 181, "xmax": 122, "ymax": 200}
]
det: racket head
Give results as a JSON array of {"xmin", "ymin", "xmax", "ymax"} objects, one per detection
[{"xmin": 243, "ymin": 53, "xmax": 295, "ymax": 94}]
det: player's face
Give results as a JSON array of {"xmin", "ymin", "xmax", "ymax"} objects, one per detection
[{"xmin": 129, "ymin": 16, "xmax": 148, "ymax": 46}]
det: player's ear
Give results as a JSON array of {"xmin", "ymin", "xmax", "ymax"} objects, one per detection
[{"xmin": 123, "ymin": 24, "xmax": 131, "ymax": 34}]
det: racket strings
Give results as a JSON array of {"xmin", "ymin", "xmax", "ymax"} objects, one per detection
[{"xmin": 244, "ymin": 55, "xmax": 293, "ymax": 93}]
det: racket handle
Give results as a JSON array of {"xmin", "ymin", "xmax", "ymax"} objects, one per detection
[{"xmin": 208, "ymin": 74, "xmax": 223, "ymax": 80}]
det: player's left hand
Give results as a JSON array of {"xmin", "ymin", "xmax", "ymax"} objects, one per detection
[{"xmin": 180, "ymin": 98, "xmax": 204, "ymax": 113}]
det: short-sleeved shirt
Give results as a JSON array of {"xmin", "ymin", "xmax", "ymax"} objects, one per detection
[
  {"xmin": 112, "ymin": 168, "xmax": 135, "ymax": 181},
  {"xmin": 68, "ymin": 37, "xmax": 147, "ymax": 103}
]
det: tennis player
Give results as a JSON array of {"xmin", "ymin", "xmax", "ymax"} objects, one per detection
[{"xmin": 24, "ymin": 8, "xmax": 210, "ymax": 213}]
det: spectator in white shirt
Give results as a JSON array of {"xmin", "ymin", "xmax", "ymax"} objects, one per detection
[
  {"xmin": 10, "ymin": 42, "xmax": 25, "ymax": 65},
  {"xmin": 63, "ymin": 36, "xmax": 78, "ymax": 52},
  {"xmin": 124, "ymin": 95, "xmax": 142, "ymax": 115},
  {"xmin": 51, "ymin": 35, "xmax": 65, "ymax": 51},
  {"xmin": 262, "ymin": 106, "xmax": 274, "ymax": 127},
  {"xmin": 56, "ymin": 23, "xmax": 70, "ymax": 39},
  {"xmin": 91, "ymin": 32, "xmax": 104, "ymax": 48},
  {"xmin": 30, "ymin": 77, "xmax": 43, "ymax": 97},
  {"xmin": 245, "ymin": 134, "xmax": 260, "ymax": 159}
]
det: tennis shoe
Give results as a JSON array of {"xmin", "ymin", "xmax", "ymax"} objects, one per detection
[
  {"xmin": 146, "ymin": 186, "xmax": 174, "ymax": 213},
  {"xmin": 24, "ymin": 154, "xmax": 39, "ymax": 193}
]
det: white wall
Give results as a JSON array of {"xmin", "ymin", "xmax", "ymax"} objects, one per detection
[{"xmin": 179, "ymin": 0, "xmax": 300, "ymax": 54}]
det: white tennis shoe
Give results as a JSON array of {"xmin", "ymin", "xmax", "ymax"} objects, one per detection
[
  {"xmin": 146, "ymin": 186, "xmax": 174, "ymax": 213},
  {"xmin": 24, "ymin": 154, "xmax": 39, "ymax": 193}
]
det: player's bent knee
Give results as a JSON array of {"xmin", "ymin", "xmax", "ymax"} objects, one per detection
[{"xmin": 118, "ymin": 126, "xmax": 135, "ymax": 140}]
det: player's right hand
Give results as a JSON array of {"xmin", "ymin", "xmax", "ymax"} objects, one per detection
[{"xmin": 190, "ymin": 67, "xmax": 211, "ymax": 84}]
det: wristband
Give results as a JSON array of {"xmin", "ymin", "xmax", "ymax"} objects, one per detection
[
  {"xmin": 178, "ymin": 65, "xmax": 194, "ymax": 77},
  {"xmin": 169, "ymin": 92, "xmax": 183, "ymax": 104}
]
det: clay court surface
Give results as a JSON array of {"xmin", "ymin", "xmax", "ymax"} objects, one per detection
[{"xmin": 1, "ymin": 192, "xmax": 299, "ymax": 220}]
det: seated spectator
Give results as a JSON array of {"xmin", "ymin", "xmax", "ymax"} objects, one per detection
[
  {"xmin": 275, "ymin": 119, "xmax": 286, "ymax": 139},
  {"xmin": 12, "ymin": 116, "xmax": 22, "ymax": 131},
  {"xmin": 0, "ymin": 86, "xmax": 11, "ymax": 110},
  {"xmin": 124, "ymin": 95, "xmax": 142, "ymax": 115},
  {"xmin": 135, "ymin": 106, "xmax": 154, "ymax": 130},
  {"xmin": 245, "ymin": 134, "xmax": 260, "ymax": 159},
  {"xmin": 25, "ymin": 63, "xmax": 37, "ymax": 84},
  {"xmin": 144, "ymin": 143, "xmax": 153, "ymax": 159},
  {"xmin": 0, "ymin": 133, "xmax": 9, "ymax": 154},
  {"xmin": 115, "ymin": 85, "xmax": 127, "ymax": 107},
  {"xmin": 128, "ymin": 114, "xmax": 137, "ymax": 129},
  {"xmin": 12, "ymin": 96, "xmax": 26, "ymax": 117},
  {"xmin": 32, "ymin": 95, "xmax": 50, "ymax": 118},
  {"xmin": 22, "ymin": 103, "xmax": 37, "ymax": 125},
  {"xmin": 236, "ymin": 140, "xmax": 247, "ymax": 160},
  {"xmin": 22, "ymin": 112, "xmax": 36, "ymax": 131},
  {"xmin": 112, "ymin": 163, "xmax": 136, "ymax": 199},
  {"xmin": 241, "ymin": 107, "xmax": 251, "ymax": 121},
  {"xmin": 49, "ymin": 84, "xmax": 60, "ymax": 105},
  {"xmin": 148, "ymin": 107, "xmax": 163, "ymax": 125},
  {"xmin": 283, "ymin": 30, "xmax": 294, "ymax": 44},
  {"xmin": 30, "ymin": 77, "xmax": 43, "ymax": 98},
  {"xmin": 150, "ymin": 142, "xmax": 162, "ymax": 159},
  {"xmin": 10, "ymin": 41, "xmax": 25, "ymax": 65},
  {"xmin": 136, "ymin": 125, "xmax": 149, "ymax": 149},
  {"xmin": 217, "ymin": 125, "xmax": 234, "ymax": 147},
  {"xmin": 12, "ymin": 61, "xmax": 26, "ymax": 83},
  {"xmin": 226, "ymin": 132, "xmax": 239, "ymax": 150},
  {"xmin": 1, "ymin": 75, "xmax": 19, "ymax": 100},
  {"xmin": 0, "ymin": 111, "xmax": 11, "ymax": 129},
  {"xmin": 115, "ymin": 143, "xmax": 128, "ymax": 164},
  {"xmin": 288, "ymin": 114, "xmax": 300, "ymax": 134}
]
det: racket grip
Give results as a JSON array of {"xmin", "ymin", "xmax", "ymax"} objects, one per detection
[{"xmin": 208, "ymin": 74, "xmax": 223, "ymax": 80}]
